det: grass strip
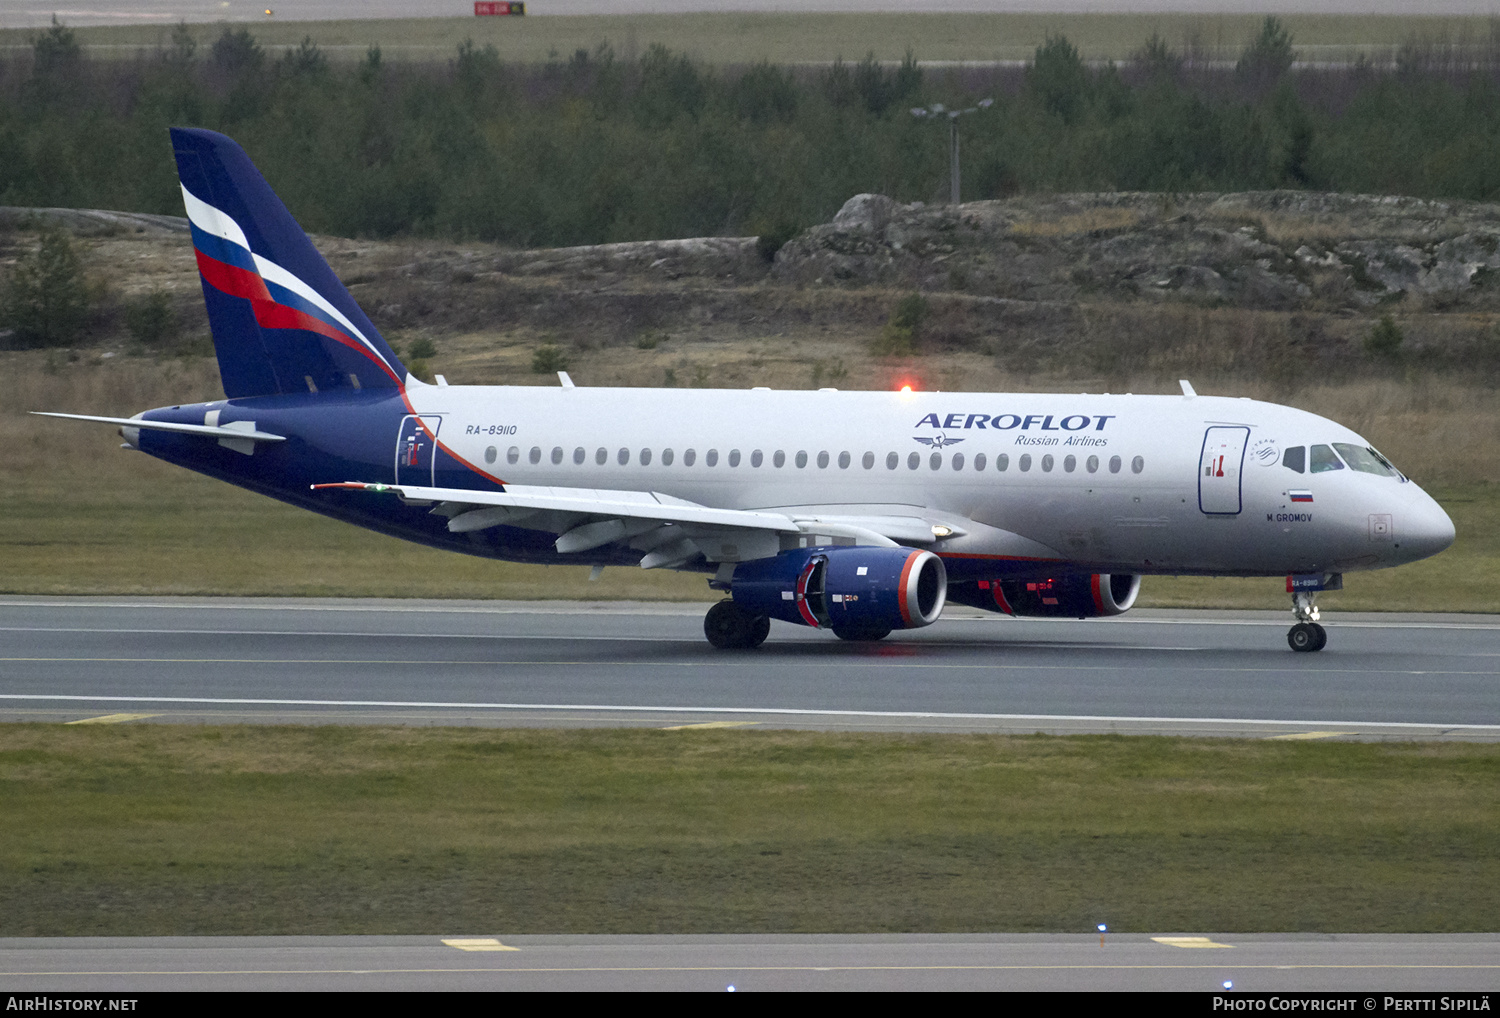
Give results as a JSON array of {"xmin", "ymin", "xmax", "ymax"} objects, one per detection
[{"xmin": 2, "ymin": 725, "xmax": 1497, "ymax": 935}]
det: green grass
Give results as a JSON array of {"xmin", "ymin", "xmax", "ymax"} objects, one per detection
[
  {"xmin": 2, "ymin": 725, "xmax": 1497, "ymax": 935},
  {"xmin": 2, "ymin": 12, "xmax": 1492, "ymax": 64}
]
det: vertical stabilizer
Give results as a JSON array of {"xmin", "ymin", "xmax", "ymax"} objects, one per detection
[{"xmin": 170, "ymin": 127, "xmax": 407, "ymax": 398}]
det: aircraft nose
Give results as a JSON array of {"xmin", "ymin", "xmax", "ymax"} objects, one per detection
[{"xmin": 1400, "ymin": 491, "xmax": 1455, "ymax": 563}]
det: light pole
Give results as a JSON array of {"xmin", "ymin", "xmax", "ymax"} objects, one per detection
[{"xmin": 911, "ymin": 98, "xmax": 993, "ymax": 204}]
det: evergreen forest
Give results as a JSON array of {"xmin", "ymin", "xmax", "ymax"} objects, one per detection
[{"xmin": 5, "ymin": 18, "xmax": 1500, "ymax": 248}]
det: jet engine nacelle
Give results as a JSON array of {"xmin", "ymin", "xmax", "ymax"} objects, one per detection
[
  {"xmin": 731, "ymin": 547, "xmax": 947, "ymax": 631},
  {"xmin": 947, "ymin": 574, "xmax": 1141, "ymax": 619}
]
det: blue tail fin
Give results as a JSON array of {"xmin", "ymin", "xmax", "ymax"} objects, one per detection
[{"xmin": 170, "ymin": 127, "xmax": 408, "ymax": 399}]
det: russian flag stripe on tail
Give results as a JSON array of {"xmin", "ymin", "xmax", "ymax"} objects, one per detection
[{"xmin": 170, "ymin": 127, "xmax": 408, "ymax": 398}]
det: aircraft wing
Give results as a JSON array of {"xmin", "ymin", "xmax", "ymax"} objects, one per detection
[{"xmin": 313, "ymin": 481, "xmax": 960, "ymax": 568}]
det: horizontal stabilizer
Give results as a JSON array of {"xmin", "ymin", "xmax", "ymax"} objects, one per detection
[{"xmin": 33, "ymin": 412, "xmax": 285, "ymax": 442}]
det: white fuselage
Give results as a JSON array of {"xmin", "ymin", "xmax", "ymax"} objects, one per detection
[{"xmin": 403, "ymin": 384, "xmax": 1455, "ymax": 577}]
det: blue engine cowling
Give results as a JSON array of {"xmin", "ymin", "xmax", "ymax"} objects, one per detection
[
  {"xmin": 730, "ymin": 547, "xmax": 947, "ymax": 631},
  {"xmin": 946, "ymin": 574, "xmax": 1141, "ymax": 619}
]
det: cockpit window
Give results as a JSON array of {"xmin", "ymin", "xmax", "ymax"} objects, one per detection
[
  {"xmin": 1282, "ymin": 446, "xmax": 1305, "ymax": 473},
  {"xmin": 1334, "ymin": 443, "xmax": 1400, "ymax": 478},
  {"xmin": 1309, "ymin": 444, "xmax": 1345, "ymax": 473}
]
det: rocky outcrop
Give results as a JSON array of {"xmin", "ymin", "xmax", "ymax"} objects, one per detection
[
  {"xmin": 0, "ymin": 207, "xmax": 189, "ymax": 235},
  {"xmin": 771, "ymin": 190, "xmax": 1500, "ymax": 311},
  {"xmin": 497, "ymin": 236, "xmax": 764, "ymax": 281}
]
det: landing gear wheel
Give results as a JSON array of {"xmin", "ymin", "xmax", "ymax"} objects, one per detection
[
  {"xmin": 832, "ymin": 626, "xmax": 891, "ymax": 642},
  {"xmin": 1288, "ymin": 622, "xmax": 1326, "ymax": 653},
  {"xmin": 704, "ymin": 600, "xmax": 769, "ymax": 650}
]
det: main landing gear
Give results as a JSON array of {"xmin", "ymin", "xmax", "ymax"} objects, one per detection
[
  {"xmin": 1288, "ymin": 590, "xmax": 1327, "ymax": 653},
  {"xmin": 704, "ymin": 599, "xmax": 770, "ymax": 650}
]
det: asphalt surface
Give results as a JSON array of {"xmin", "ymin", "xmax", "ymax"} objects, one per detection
[
  {"xmin": 1, "ymin": 934, "xmax": 1497, "ymax": 992},
  {"xmin": 2, "ymin": 598, "xmax": 1497, "ymax": 992},
  {"xmin": 0, "ymin": 596, "xmax": 1496, "ymax": 738}
]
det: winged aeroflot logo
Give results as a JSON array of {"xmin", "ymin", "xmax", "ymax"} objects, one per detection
[{"xmin": 914, "ymin": 433, "xmax": 965, "ymax": 449}]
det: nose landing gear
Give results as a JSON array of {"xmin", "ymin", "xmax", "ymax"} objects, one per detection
[{"xmin": 1288, "ymin": 590, "xmax": 1327, "ymax": 652}]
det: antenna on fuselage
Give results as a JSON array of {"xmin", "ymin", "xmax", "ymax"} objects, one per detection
[{"xmin": 1179, "ymin": 379, "xmax": 1197, "ymax": 398}]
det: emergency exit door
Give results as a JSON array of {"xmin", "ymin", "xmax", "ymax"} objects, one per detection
[
  {"xmin": 1199, "ymin": 426, "xmax": 1250, "ymax": 515},
  {"xmin": 395, "ymin": 415, "xmax": 442, "ymax": 486}
]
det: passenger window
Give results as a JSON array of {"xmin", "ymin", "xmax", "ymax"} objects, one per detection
[
  {"xmin": 507, "ymin": 446, "xmax": 519, "ymax": 465},
  {"xmin": 1063, "ymin": 455, "xmax": 1075, "ymax": 472},
  {"xmin": 573, "ymin": 447, "xmax": 585, "ymax": 465},
  {"xmin": 973, "ymin": 452, "xmax": 986, "ymax": 471},
  {"xmin": 662, "ymin": 449, "xmax": 674, "ymax": 466},
  {"xmin": 1086, "ymin": 455, "xmax": 1098, "ymax": 473},
  {"xmin": 595, "ymin": 447, "xmax": 608, "ymax": 465},
  {"xmin": 996, "ymin": 453, "xmax": 1008, "ymax": 471},
  {"xmin": 820, "ymin": 452, "xmax": 832, "ymax": 469},
  {"xmin": 617, "ymin": 448, "xmax": 630, "ymax": 465},
  {"xmin": 1132, "ymin": 455, "xmax": 1144, "ymax": 474},
  {"xmin": 529, "ymin": 447, "xmax": 541, "ymax": 465},
  {"xmin": 729, "ymin": 449, "xmax": 741, "ymax": 467},
  {"xmin": 907, "ymin": 452, "xmax": 920, "ymax": 470},
  {"xmin": 1019, "ymin": 454, "xmax": 1032, "ymax": 472},
  {"xmin": 930, "ymin": 452, "xmax": 942, "ymax": 470},
  {"xmin": 752, "ymin": 450, "xmax": 765, "ymax": 467},
  {"xmin": 796, "ymin": 451, "xmax": 808, "ymax": 468},
  {"xmin": 886, "ymin": 452, "xmax": 899, "ymax": 470},
  {"xmin": 551, "ymin": 447, "xmax": 564, "ymax": 465},
  {"xmin": 1109, "ymin": 455, "xmax": 1121, "ymax": 473},
  {"xmin": 706, "ymin": 449, "xmax": 718, "ymax": 466},
  {"xmin": 952, "ymin": 452, "xmax": 964, "ymax": 471},
  {"xmin": 640, "ymin": 448, "xmax": 652, "ymax": 466},
  {"xmin": 1310, "ymin": 444, "xmax": 1344, "ymax": 473},
  {"xmin": 485, "ymin": 446, "xmax": 497, "ymax": 464},
  {"xmin": 684, "ymin": 449, "xmax": 696, "ymax": 466},
  {"xmin": 1282, "ymin": 446, "xmax": 1305, "ymax": 473},
  {"xmin": 1041, "ymin": 454, "xmax": 1054, "ymax": 472},
  {"xmin": 768, "ymin": 450, "xmax": 781, "ymax": 468}
]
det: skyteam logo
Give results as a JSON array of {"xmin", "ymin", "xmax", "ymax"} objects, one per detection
[{"xmin": 180, "ymin": 185, "xmax": 403, "ymax": 385}]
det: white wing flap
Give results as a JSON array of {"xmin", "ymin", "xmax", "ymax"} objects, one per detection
[{"xmin": 316, "ymin": 481, "xmax": 801, "ymax": 534}]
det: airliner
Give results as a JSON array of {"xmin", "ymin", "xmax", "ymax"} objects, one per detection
[{"xmin": 39, "ymin": 128, "xmax": 1456, "ymax": 652}]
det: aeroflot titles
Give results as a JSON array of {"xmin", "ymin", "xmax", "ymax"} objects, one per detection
[{"xmin": 915, "ymin": 413, "xmax": 1117, "ymax": 431}]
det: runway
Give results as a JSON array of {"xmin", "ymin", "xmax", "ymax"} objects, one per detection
[
  {"xmin": 1, "ymin": 596, "xmax": 1497, "ymax": 738},
  {"xmin": 2, "ymin": 933, "xmax": 1498, "ymax": 992}
]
